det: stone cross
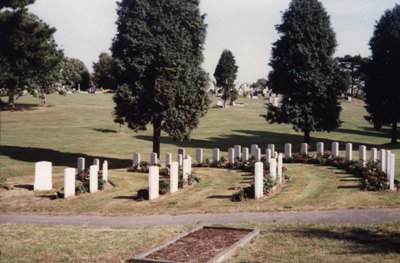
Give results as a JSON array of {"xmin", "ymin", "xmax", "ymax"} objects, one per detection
[
  {"xmin": 34, "ymin": 161, "xmax": 52, "ymax": 191},
  {"xmin": 133, "ymin": 152, "xmax": 141, "ymax": 166},
  {"xmin": 345, "ymin": 143, "xmax": 353, "ymax": 161},
  {"xmin": 170, "ymin": 162, "xmax": 179, "ymax": 193},
  {"xmin": 228, "ymin": 148, "xmax": 235, "ymax": 164},
  {"xmin": 234, "ymin": 145, "xmax": 241, "ymax": 160},
  {"xmin": 254, "ymin": 162, "xmax": 264, "ymax": 199},
  {"xmin": 284, "ymin": 143, "xmax": 292, "ymax": 159},
  {"xmin": 317, "ymin": 142, "xmax": 324, "ymax": 156},
  {"xmin": 212, "ymin": 148, "xmax": 220, "ymax": 162},
  {"xmin": 242, "ymin": 147, "xmax": 249, "ymax": 162},
  {"xmin": 196, "ymin": 148, "xmax": 203, "ymax": 164},
  {"xmin": 331, "ymin": 142, "xmax": 339, "ymax": 157},
  {"xmin": 379, "ymin": 149, "xmax": 386, "ymax": 172},
  {"xmin": 89, "ymin": 165, "xmax": 99, "ymax": 193},
  {"xmin": 102, "ymin": 160, "xmax": 108, "ymax": 181},
  {"xmin": 148, "ymin": 166, "xmax": 159, "ymax": 200},
  {"xmin": 64, "ymin": 168, "xmax": 75, "ymax": 198},
  {"xmin": 269, "ymin": 158, "xmax": 277, "ymax": 180},
  {"xmin": 77, "ymin": 157, "xmax": 85, "ymax": 172}
]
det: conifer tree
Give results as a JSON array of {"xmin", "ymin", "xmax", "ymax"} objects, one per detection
[{"xmin": 214, "ymin": 50, "xmax": 238, "ymax": 107}]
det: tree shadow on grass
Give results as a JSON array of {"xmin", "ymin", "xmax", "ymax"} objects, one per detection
[
  {"xmin": 0, "ymin": 145, "xmax": 130, "ymax": 170},
  {"xmin": 14, "ymin": 184, "xmax": 34, "ymax": 190},
  {"xmin": 0, "ymin": 103, "xmax": 40, "ymax": 112},
  {"xmin": 278, "ymin": 226, "xmax": 400, "ymax": 254},
  {"xmin": 92, "ymin": 128, "xmax": 118, "ymax": 133},
  {"xmin": 207, "ymin": 195, "xmax": 232, "ymax": 199}
]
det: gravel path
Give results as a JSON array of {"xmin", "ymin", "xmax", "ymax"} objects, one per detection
[{"xmin": 1, "ymin": 208, "xmax": 400, "ymax": 228}]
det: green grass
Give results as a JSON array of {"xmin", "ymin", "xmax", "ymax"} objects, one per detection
[{"xmin": 0, "ymin": 222, "xmax": 399, "ymax": 262}]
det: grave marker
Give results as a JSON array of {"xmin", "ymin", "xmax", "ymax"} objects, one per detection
[
  {"xmin": 196, "ymin": 148, "xmax": 203, "ymax": 164},
  {"xmin": 150, "ymin": 153, "xmax": 158, "ymax": 165},
  {"xmin": 178, "ymin": 154, "xmax": 183, "ymax": 167},
  {"xmin": 254, "ymin": 148, "xmax": 261, "ymax": 162},
  {"xmin": 269, "ymin": 158, "xmax": 277, "ymax": 180},
  {"xmin": 148, "ymin": 166, "xmax": 159, "ymax": 200},
  {"xmin": 301, "ymin": 143, "xmax": 308, "ymax": 155},
  {"xmin": 93, "ymin": 159, "xmax": 100, "ymax": 169},
  {"xmin": 268, "ymin": 144, "xmax": 275, "ymax": 156},
  {"xmin": 170, "ymin": 162, "xmax": 179, "ymax": 193},
  {"xmin": 242, "ymin": 147, "xmax": 249, "ymax": 162},
  {"xmin": 331, "ymin": 142, "xmax": 339, "ymax": 157},
  {"xmin": 64, "ymin": 168, "xmax": 75, "ymax": 198},
  {"xmin": 234, "ymin": 145, "xmax": 241, "ymax": 160},
  {"xmin": 317, "ymin": 142, "xmax": 324, "ymax": 156},
  {"xmin": 370, "ymin": 148, "xmax": 378, "ymax": 162},
  {"xmin": 77, "ymin": 157, "xmax": 85, "ymax": 172},
  {"xmin": 277, "ymin": 153, "xmax": 283, "ymax": 184},
  {"xmin": 102, "ymin": 160, "xmax": 108, "ymax": 181},
  {"xmin": 254, "ymin": 162, "xmax": 263, "ymax": 199},
  {"xmin": 165, "ymin": 153, "xmax": 172, "ymax": 166},
  {"xmin": 89, "ymin": 165, "xmax": 99, "ymax": 193},
  {"xmin": 379, "ymin": 149, "xmax": 386, "ymax": 172},
  {"xmin": 359, "ymin": 145, "xmax": 367, "ymax": 165},
  {"xmin": 284, "ymin": 143, "xmax": 292, "ymax": 159},
  {"xmin": 133, "ymin": 152, "xmax": 141, "ymax": 166},
  {"xmin": 345, "ymin": 143, "xmax": 353, "ymax": 161},
  {"xmin": 34, "ymin": 161, "xmax": 52, "ymax": 191},
  {"xmin": 228, "ymin": 148, "xmax": 235, "ymax": 164},
  {"xmin": 251, "ymin": 144, "xmax": 258, "ymax": 157},
  {"xmin": 212, "ymin": 148, "xmax": 220, "ymax": 162},
  {"xmin": 389, "ymin": 154, "xmax": 395, "ymax": 191}
]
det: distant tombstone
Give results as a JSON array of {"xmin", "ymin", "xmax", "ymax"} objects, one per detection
[
  {"xmin": 133, "ymin": 152, "xmax": 141, "ymax": 166},
  {"xmin": 386, "ymin": 150, "xmax": 392, "ymax": 180},
  {"xmin": 187, "ymin": 155, "xmax": 192, "ymax": 175},
  {"xmin": 102, "ymin": 161, "xmax": 108, "ymax": 181},
  {"xmin": 269, "ymin": 158, "xmax": 277, "ymax": 180},
  {"xmin": 389, "ymin": 154, "xmax": 396, "ymax": 191},
  {"xmin": 370, "ymin": 148, "xmax": 378, "ymax": 163},
  {"xmin": 34, "ymin": 161, "xmax": 52, "ymax": 191},
  {"xmin": 301, "ymin": 143, "xmax": 308, "ymax": 155},
  {"xmin": 89, "ymin": 165, "xmax": 99, "ymax": 193},
  {"xmin": 359, "ymin": 145, "xmax": 367, "ymax": 165},
  {"xmin": 195, "ymin": 148, "xmax": 203, "ymax": 164},
  {"xmin": 250, "ymin": 144, "xmax": 258, "ymax": 157},
  {"xmin": 242, "ymin": 147, "xmax": 249, "ymax": 162},
  {"xmin": 254, "ymin": 148, "xmax": 261, "ymax": 162},
  {"xmin": 93, "ymin": 159, "xmax": 100, "ymax": 169},
  {"xmin": 170, "ymin": 162, "xmax": 179, "ymax": 193},
  {"xmin": 178, "ymin": 148, "xmax": 185, "ymax": 159},
  {"xmin": 284, "ymin": 143, "xmax": 292, "ymax": 159},
  {"xmin": 254, "ymin": 162, "xmax": 264, "ymax": 199},
  {"xmin": 347, "ymin": 96, "xmax": 352, "ymax": 102},
  {"xmin": 178, "ymin": 154, "xmax": 183, "ymax": 167},
  {"xmin": 345, "ymin": 143, "xmax": 353, "ymax": 161},
  {"xmin": 234, "ymin": 145, "xmax": 241, "ymax": 160},
  {"xmin": 77, "ymin": 157, "xmax": 85, "ymax": 172},
  {"xmin": 150, "ymin": 153, "xmax": 158, "ymax": 165},
  {"xmin": 165, "ymin": 153, "xmax": 172, "ymax": 166},
  {"xmin": 277, "ymin": 153, "xmax": 283, "ymax": 184},
  {"xmin": 212, "ymin": 148, "xmax": 220, "ymax": 162},
  {"xmin": 272, "ymin": 97, "xmax": 279, "ymax": 107},
  {"xmin": 331, "ymin": 142, "xmax": 339, "ymax": 157},
  {"xmin": 228, "ymin": 148, "xmax": 235, "ymax": 164},
  {"xmin": 182, "ymin": 158, "xmax": 190, "ymax": 181},
  {"xmin": 268, "ymin": 144, "xmax": 275, "ymax": 156},
  {"xmin": 265, "ymin": 149, "xmax": 272, "ymax": 164},
  {"xmin": 317, "ymin": 142, "xmax": 324, "ymax": 156},
  {"xmin": 379, "ymin": 149, "xmax": 386, "ymax": 172},
  {"xmin": 148, "ymin": 166, "xmax": 159, "ymax": 200},
  {"xmin": 64, "ymin": 168, "xmax": 75, "ymax": 198}
]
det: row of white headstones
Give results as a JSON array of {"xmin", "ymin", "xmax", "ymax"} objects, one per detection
[{"xmin": 33, "ymin": 158, "xmax": 109, "ymax": 198}]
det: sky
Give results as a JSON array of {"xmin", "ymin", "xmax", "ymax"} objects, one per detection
[{"xmin": 29, "ymin": 0, "xmax": 398, "ymax": 84}]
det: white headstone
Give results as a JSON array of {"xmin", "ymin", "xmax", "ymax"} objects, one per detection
[
  {"xmin": 242, "ymin": 147, "xmax": 249, "ymax": 162},
  {"xmin": 268, "ymin": 144, "xmax": 275, "ymax": 155},
  {"xmin": 254, "ymin": 162, "xmax": 264, "ymax": 199},
  {"xmin": 386, "ymin": 150, "xmax": 392, "ymax": 180},
  {"xmin": 317, "ymin": 142, "xmax": 324, "ymax": 156},
  {"xmin": 379, "ymin": 149, "xmax": 386, "ymax": 172},
  {"xmin": 89, "ymin": 165, "xmax": 99, "ymax": 193},
  {"xmin": 187, "ymin": 155, "xmax": 192, "ymax": 175},
  {"xmin": 212, "ymin": 148, "xmax": 220, "ymax": 162},
  {"xmin": 170, "ymin": 162, "xmax": 179, "ymax": 193},
  {"xmin": 284, "ymin": 143, "xmax": 292, "ymax": 159},
  {"xmin": 178, "ymin": 154, "xmax": 183, "ymax": 167},
  {"xmin": 254, "ymin": 148, "xmax": 261, "ymax": 162},
  {"xmin": 150, "ymin": 153, "xmax": 158, "ymax": 165},
  {"xmin": 265, "ymin": 149, "xmax": 272, "ymax": 164},
  {"xmin": 133, "ymin": 152, "xmax": 141, "ymax": 166},
  {"xmin": 331, "ymin": 142, "xmax": 339, "ymax": 157},
  {"xmin": 389, "ymin": 154, "xmax": 395, "ymax": 191},
  {"xmin": 359, "ymin": 145, "xmax": 367, "ymax": 165},
  {"xmin": 102, "ymin": 161, "xmax": 108, "ymax": 181},
  {"xmin": 269, "ymin": 158, "xmax": 277, "ymax": 180},
  {"xmin": 234, "ymin": 145, "xmax": 241, "ymax": 160},
  {"xmin": 165, "ymin": 153, "xmax": 172, "ymax": 166},
  {"xmin": 77, "ymin": 157, "xmax": 85, "ymax": 172},
  {"xmin": 34, "ymin": 161, "xmax": 52, "ymax": 191},
  {"xmin": 228, "ymin": 148, "xmax": 235, "ymax": 164},
  {"xmin": 251, "ymin": 144, "xmax": 258, "ymax": 157},
  {"xmin": 148, "ymin": 166, "xmax": 159, "ymax": 200},
  {"xmin": 182, "ymin": 158, "xmax": 190, "ymax": 181},
  {"xmin": 93, "ymin": 159, "xmax": 100, "ymax": 169},
  {"xmin": 196, "ymin": 148, "xmax": 203, "ymax": 164},
  {"xmin": 277, "ymin": 153, "xmax": 283, "ymax": 184},
  {"xmin": 64, "ymin": 168, "xmax": 75, "ymax": 198},
  {"xmin": 370, "ymin": 148, "xmax": 378, "ymax": 162},
  {"xmin": 345, "ymin": 143, "xmax": 353, "ymax": 161},
  {"xmin": 301, "ymin": 143, "xmax": 308, "ymax": 155}
]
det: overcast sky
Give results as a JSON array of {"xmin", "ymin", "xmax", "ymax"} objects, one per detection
[{"xmin": 29, "ymin": 0, "xmax": 397, "ymax": 84}]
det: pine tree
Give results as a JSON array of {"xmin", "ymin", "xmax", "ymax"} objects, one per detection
[
  {"xmin": 364, "ymin": 5, "xmax": 400, "ymax": 144},
  {"xmin": 266, "ymin": 0, "xmax": 347, "ymax": 142},
  {"xmin": 111, "ymin": 0, "xmax": 210, "ymax": 155},
  {"xmin": 214, "ymin": 50, "xmax": 238, "ymax": 107}
]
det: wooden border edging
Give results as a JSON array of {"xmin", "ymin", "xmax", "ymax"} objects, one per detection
[{"xmin": 130, "ymin": 226, "xmax": 260, "ymax": 263}]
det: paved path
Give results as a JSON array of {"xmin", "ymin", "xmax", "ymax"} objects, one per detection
[{"xmin": 1, "ymin": 208, "xmax": 400, "ymax": 228}]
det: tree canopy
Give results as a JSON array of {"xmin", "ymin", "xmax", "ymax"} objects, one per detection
[
  {"xmin": 336, "ymin": 55, "xmax": 369, "ymax": 97},
  {"xmin": 266, "ymin": 0, "xmax": 347, "ymax": 142},
  {"xmin": 364, "ymin": 4, "xmax": 400, "ymax": 144},
  {"xmin": 214, "ymin": 49, "xmax": 238, "ymax": 106},
  {"xmin": 111, "ymin": 0, "xmax": 210, "ymax": 155},
  {"xmin": 92, "ymin": 52, "xmax": 116, "ymax": 90},
  {"xmin": 0, "ymin": 0, "xmax": 64, "ymax": 106}
]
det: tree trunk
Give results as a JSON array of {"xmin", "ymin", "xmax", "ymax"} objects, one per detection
[
  {"xmin": 391, "ymin": 121, "xmax": 398, "ymax": 144},
  {"xmin": 304, "ymin": 126, "xmax": 310, "ymax": 143},
  {"xmin": 152, "ymin": 118, "xmax": 162, "ymax": 156}
]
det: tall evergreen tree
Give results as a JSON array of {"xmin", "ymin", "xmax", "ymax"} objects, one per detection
[
  {"xmin": 0, "ymin": 0, "xmax": 64, "ymax": 106},
  {"xmin": 266, "ymin": 0, "xmax": 347, "ymax": 142},
  {"xmin": 111, "ymin": 0, "xmax": 210, "ymax": 155},
  {"xmin": 92, "ymin": 52, "xmax": 116, "ymax": 90},
  {"xmin": 364, "ymin": 5, "xmax": 400, "ymax": 144},
  {"xmin": 214, "ymin": 50, "xmax": 238, "ymax": 107},
  {"xmin": 336, "ymin": 55, "xmax": 369, "ymax": 97}
]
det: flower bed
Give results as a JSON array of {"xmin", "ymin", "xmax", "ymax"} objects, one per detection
[{"xmin": 75, "ymin": 169, "xmax": 106, "ymax": 194}]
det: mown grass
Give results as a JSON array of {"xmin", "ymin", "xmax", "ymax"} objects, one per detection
[{"xmin": 0, "ymin": 222, "xmax": 399, "ymax": 262}]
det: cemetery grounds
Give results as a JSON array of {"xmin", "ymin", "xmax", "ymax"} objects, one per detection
[{"xmin": 0, "ymin": 94, "xmax": 400, "ymax": 262}]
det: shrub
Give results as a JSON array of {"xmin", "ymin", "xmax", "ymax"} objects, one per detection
[
  {"xmin": 127, "ymin": 161, "xmax": 150, "ymax": 173},
  {"xmin": 75, "ymin": 169, "xmax": 106, "ymax": 194}
]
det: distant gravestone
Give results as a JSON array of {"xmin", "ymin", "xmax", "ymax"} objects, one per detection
[
  {"xmin": 269, "ymin": 158, "xmax": 277, "ymax": 180},
  {"xmin": 277, "ymin": 153, "xmax": 283, "ymax": 184},
  {"xmin": 178, "ymin": 148, "xmax": 185, "ymax": 159},
  {"xmin": 379, "ymin": 149, "xmax": 386, "ymax": 172},
  {"xmin": 345, "ymin": 143, "xmax": 353, "ymax": 161},
  {"xmin": 254, "ymin": 148, "xmax": 261, "ymax": 162},
  {"xmin": 34, "ymin": 161, "xmax": 52, "ymax": 191},
  {"xmin": 212, "ymin": 148, "xmax": 220, "ymax": 162},
  {"xmin": 102, "ymin": 161, "xmax": 108, "ymax": 181},
  {"xmin": 284, "ymin": 143, "xmax": 292, "ymax": 159},
  {"xmin": 93, "ymin": 159, "xmax": 100, "ymax": 169},
  {"xmin": 268, "ymin": 144, "xmax": 275, "ymax": 156},
  {"xmin": 150, "ymin": 153, "xmax": 158, "ymax": 165},
  {"xmin": 133, "ymin": 152, "xmax": 141, "ymax": 166},
  {"xmin": 242, "ymin": 147, "xmax": 249, "ymax": 162},
  {"xmin": 254, "ymin": 162, "xmax": 264, "ymax": 199},
  {"xmin": 89, "ymin": 165, "xmax": 99, "ymax": 193},
  {"xmin": 389, "ymin": 154, "xmax": 396, "ymax": 191},
  {"xmin": 370, "ymin": 148, "xmax": 378, "ymax": 162},
  {"xmin": 265, "ymin": 149, "xmax": 272, "ymax": 164},
  {"xmin": 64, "ymin": 168, "xmax": 75, "ymax": 198},
  {"xmin": 234, "ymin": 145, "xmax": 241, "ymax": 160},
  {"xmin": 331, "ymin": 142, "xmax": 339, "ymax": 157},
  {"xmin": 77, "ymin": 157, "xmax": 85, "ymax": 172},
  {"xmin": 359, "ymin": 145, "xmax": 367, "ymax": 166},
  {"xmin": 317, "ymin": 142, "xmax": 324, "ymax": 156},
  {"xmin": 386, "ymin": 150, "xmax": 392, "ymax": 180},
  {"xmin": 170, "ymin": 162, "xmax": 179, "ymax": 193},
  {"xmin": 165, "ymin": 153, "xmax": 172, "ymax": 166},
  {"xmin": 196, "ymin": 148, "xmax": 203, "ymax": 164},
  {"xmin": 148, "ymin": 166, "xmax": 159, "ymax": 200},
  {"xmin": 178, "ymin": 154, "xmax": 183, "ymax": 167},
  {"xmin": 228, "ymin": 148, "xmax": 235, "ymax": 164},
  {"xmin": 301, "ymin": 143, "xmax": 308, "ymax": 155},
  {"xmin": 250, "ymin": 144, "xmax": 258, "ymax": 157},
  {"xmin": 182, "ymin": 158, "xmax": 190, "ymax": 181}
]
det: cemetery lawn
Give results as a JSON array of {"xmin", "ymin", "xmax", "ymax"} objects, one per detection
[{"xmin": 1, "ymin": 222, "xmax": 399, "ymax": 262}]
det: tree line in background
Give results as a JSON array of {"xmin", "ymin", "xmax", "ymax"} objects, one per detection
[{"xmin": 0, "ymin": 0, "xmax": 399, "ymax": 149}]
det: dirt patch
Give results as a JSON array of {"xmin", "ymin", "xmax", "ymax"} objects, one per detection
[{"xmin": 137, "ymin": 226, "xmax": 258, "ymax": 263}]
